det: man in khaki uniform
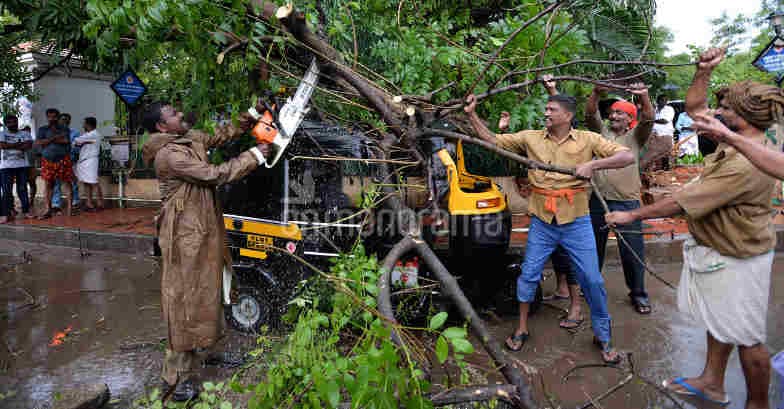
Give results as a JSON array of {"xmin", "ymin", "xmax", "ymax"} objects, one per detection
[
  {"xmin": 142, "ymin": 102, "xmax": 270, "ymax": 401},
  {"xmin": 465, "ymin": 92, "xmax": 634, "ymax": 363},
  {"xmin": 584, "ymin": 83, "xmax": 655, "ymax": 314},
  {"xmin": 607, "ymin": 47, "xmax": 778, "ymax": 408}
]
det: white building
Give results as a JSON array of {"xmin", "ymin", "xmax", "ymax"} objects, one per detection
[{"xmin": 10, "ymin": 42, "xmax": 116, "ymax": 138}]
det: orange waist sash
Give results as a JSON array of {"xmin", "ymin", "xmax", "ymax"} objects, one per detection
[{"xmin": 531, "ymin": 187, "xmax": 586, "ymax": 214}]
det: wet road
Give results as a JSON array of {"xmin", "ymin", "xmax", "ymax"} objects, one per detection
[
  {"xmin": 0, "ymin": 237, "xmax": 782, "ymax": 408},
  {"xmin": 0, "ymin": 239, "xmax": 252, "ymax": 409}
]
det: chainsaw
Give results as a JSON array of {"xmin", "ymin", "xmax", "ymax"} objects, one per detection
[{"xmin": 248, "ymin": 58, "xmax": 320, "ymax": 168}]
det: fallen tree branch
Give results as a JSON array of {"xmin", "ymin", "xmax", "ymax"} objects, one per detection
[
  {"xmin": 420, "ymin": 128, "xmax": 577, "ymax": 176},
  {"xmin": 444, "ymin": 75, "xmax": 643, "ymax": 108},
  {"xmin": 378, "ymin": 236, "xmax": 538, "ymax": 409},
  {"xmin": 429, "ymin": 384, "xmax": 518, "ymax": 406},
  {"xmin": 578, "ymin": 373, "xmax": 634, "ymax": 409},
  {"xmin": 497, "ymin": 59, "xmax": 694, "ymax": 85},
  {"xmin": 273, "ymin": 3, "xmax": 406, "ymax": 136},
  {"xmin": 465, "ymin": 0, "xmax": 566, "ymax": 96}
]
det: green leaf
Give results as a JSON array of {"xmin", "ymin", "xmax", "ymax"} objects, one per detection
[
  {"xmin": 451, "ymin": 338, "xmax": 475, "ymax": 354},
  {"xmin": 435, "ymin": 335, "xmax": 448, "ymax": 363},
  {"xmin": 326, "ymin": 381, "xmax": 340, "ymax": 408},
  {"xmin": 429, "ymin": 312, "xmax": 448, "ymax": 330},
  {"xmin": 220, "ymin": 402, "xmax": 232, "ymax": 409},
  {"xmin": 441, "ymin": 327, "xmax": 466, "ymax": 340},
  {"xmin": 203, "ymin": 381, "xmax": 215, "ymax": 391}
]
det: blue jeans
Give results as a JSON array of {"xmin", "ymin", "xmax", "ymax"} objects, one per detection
[
  {"xmin": 52, "ymin": 179, "xmax": 79, "ymax": 208},
  {"xmin": 0, "ymin": 170, "xmax": 5, "ymax": 217},
  {"xmin": 518, "ymin": 215, "xmax": 612, "ymax": 342},
  {"xmin": 1, "ymin": 167, "xmax": 30, "ymax": 215},
  {"xmin": 589, "ymin": 195, "xmax": 647, "ymax": 298}
]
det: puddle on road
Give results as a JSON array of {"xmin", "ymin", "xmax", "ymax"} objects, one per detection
[
  {"xmin": 0, "ymin": 240, "xmax": 165, "ymax": 408},
  {"xmin": 0, "ymin": 239, "xmax": 782, "ymax": 408}
]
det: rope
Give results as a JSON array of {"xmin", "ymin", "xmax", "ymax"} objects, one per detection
[{"xmin": 589, "ymin": 179, "xmax": 678, "ymax": 290}]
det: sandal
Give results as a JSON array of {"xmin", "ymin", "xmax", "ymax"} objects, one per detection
[
  {"xmin": 662, "ymin": 377, "xmax": 730, "ymax": 406},
  {"xmin": 631, "ymin": 296, "xmax": 652, "ymax": 314},
  {"xmin": 504, "ymin": 332, "xmax": 529, "ymax": 352},
  {"xmin": 559, "ymin": 317, "xmax": 584, "ymax": 330},
  {"xmin": 593, "ymin": 338, "xmax": 622, "ymax": 364},
  {"xmin": 37, "ymin": 209, "xmax": 54, "ymax": 220},
  {"xmin": 543, "ymin": 293, "xmax": 570, "ymax": 301}
]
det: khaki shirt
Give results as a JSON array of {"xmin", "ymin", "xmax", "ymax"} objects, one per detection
[
  {"xmin": 673, "ymin": 140, "xmax": 776, "ymax": 258},
  {"xmin": 585, "ymin": 111, "xmax": 652, "ymax": 201},
  {"xmin": 496, "ymin": 129, "xmax": 629, "ymax": 224}
]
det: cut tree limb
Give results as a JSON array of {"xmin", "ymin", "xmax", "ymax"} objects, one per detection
[
  {"xmin": 378, "ymin": 236, "xmax": 538, "ymax": 409},
  {"xmin": 465, "ymin": 0, "xmax": 567, "ymax": 96},
  {"xmin": 421, "ymin": 128, "xmax": 578, "ymax": 176},
  {"xmin": 272, "ymin": 3, "xmax": 406, "ymax": 135},
  {"xmin": 429, "ymin": 384, "xmax": 519, "ymax": 406}
]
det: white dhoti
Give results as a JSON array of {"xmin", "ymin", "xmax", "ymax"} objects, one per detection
[
  {"xmin": 75, "ymin": 156, "xmax": 99, "ymax": 184},
  {"xmin": 678, "ymin": 236, "xmax": 773, "ymax": 346}
]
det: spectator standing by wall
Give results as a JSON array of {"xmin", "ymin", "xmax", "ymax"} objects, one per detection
[
  {"xmin": 675, "ymin": 111, "xmax": 699, "ymax": 157},
  {"xmin": 36, "ymin": 108, "xmax": 75, "ymax": 218},
  {"xmin": 51, "ymin": 113, "xmax": 81, "ymax": 211},
  {"xmin": 0, "ymin": 114, "xmax": 33, "ymax": 221},
  {"xmin": 641, "ymin": 95, "xmax": 676, "ymax": 172},
  {"xmin": 73, "ymin": 117, "xmax": 104, "ymax": 211},
  {"xmin": 21, "ymin": 125, "xmax": 37, "ymax": 210}
]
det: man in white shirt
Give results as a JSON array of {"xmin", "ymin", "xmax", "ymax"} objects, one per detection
[
  {"xmin": 654, "ymin": 95, "xmax": 675, "ymax": 134},
  {"xmin": 73, "ymin": 117, "xmax": 104, "ymax": 210},
  {"xmin": 0, "ymin": 114, "xmax": 34, "ymax": 222},
  {"xmin": 641, "ymin": 95, "xmax": 676, "ymax": 172},
  {"xmin": 675, "ymin": 111, "xmax": 699, "ymax": 157}
]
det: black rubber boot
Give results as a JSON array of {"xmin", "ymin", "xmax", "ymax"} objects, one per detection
[{"xmin": 169, "ymin": 378, "xmax": 201, "ymax": 402}]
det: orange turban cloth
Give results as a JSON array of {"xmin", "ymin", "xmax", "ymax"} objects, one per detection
[{"xmin": 610, "ymin": 100, "xmax": 638, "ymax": 129}]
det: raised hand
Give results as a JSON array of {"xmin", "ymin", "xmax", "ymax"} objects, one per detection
[
  {"xmin": 464, "ymin": 94, "xmax": 477, "ymax": 114},
  {"xmin": 238, "ymin": 112, "xmax": 257, "ymax": 132},
  {"xmin": 625, "ymin": 82, "xmax": 649, "ymax": 96},
  {"xmin": 498, "ymin": 111, "xmax": 511, "ymax": 131},
  {"xmin": 542, "ymin": 74, "xmax": 557, "ymax": 91},
  {"xmin": 698, "ymin": 47, "xmax": 726, "ymax": 71},
  {"xmin": 691, "ymin": 113, "xmax": 732, "ymax": 143}
]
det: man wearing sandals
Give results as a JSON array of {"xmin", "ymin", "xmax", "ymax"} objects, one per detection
[
  {"xmin": 465, "ymin": 91, "xmax": 634, "ymax": 363},
  {"xmin": 501, "ymin": 75, "xmax": 584, "ymax": 329},
  {"xmin": 35, "ymin": 108, "xmax": 75, "ymax": 218},
  {"xmin": 584, "ymin": 82, "xmax": 655, "ymax": 315},
  {"xmin": 607, "ymin": 47, "xmax": 778, "ymax": 408}
]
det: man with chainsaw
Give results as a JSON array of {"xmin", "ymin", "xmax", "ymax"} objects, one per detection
[
  {"xmin": 142, "ymin": 101, "xmax": 270, "ymax": 401},
  {"xmin": 465, "ymin": 89, "xmax": 634, "ymax": 364}
]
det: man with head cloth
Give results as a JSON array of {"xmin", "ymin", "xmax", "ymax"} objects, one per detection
[
  {"xmin": 584, "ymin": 83, "xmax": 655, "ymax": 315},
  {"xmin": 464, "ymin": 88, "xmax": 635, "ymax": 364},
  {"xmin": 607, "ymin": 47, "xmax": 779, "ymax": 407}
]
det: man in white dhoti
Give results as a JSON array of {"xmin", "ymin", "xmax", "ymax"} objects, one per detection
[
  {"xmin": 606, "ymin": 47, "xmax": 779, "ymax": 409},
  {"xmin": 73, "ymin": 117, "xmax": 103, "ymax": 211}
]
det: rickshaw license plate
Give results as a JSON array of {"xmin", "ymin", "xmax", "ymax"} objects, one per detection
[{"xmin": 247, "ymin": 235, "xmax": 273, "ymax": 249}]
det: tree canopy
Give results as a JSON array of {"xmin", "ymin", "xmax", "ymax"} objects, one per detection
[{"xmin": 2, "ymin": 1, "xmax": 669, "ymax": 131}]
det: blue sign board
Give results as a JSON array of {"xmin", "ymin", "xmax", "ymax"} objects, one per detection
[
  {"xmin": 753, "ymin": 39, "xmax": 784, "ymax": 73},
  {"xmin": 110, "ymin": 70, "xmax": 147, "ymax": 106}
]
